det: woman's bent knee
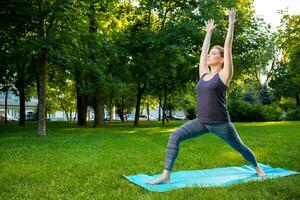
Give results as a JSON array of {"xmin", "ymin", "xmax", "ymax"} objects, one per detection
[{"xmin": 169, "ymin": 130, "xmax": 183, "ymax": 143}]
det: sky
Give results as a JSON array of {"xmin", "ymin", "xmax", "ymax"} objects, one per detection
[{"xmin": 254, "ymin": 0, "xmax": 300, "ymax": 28}]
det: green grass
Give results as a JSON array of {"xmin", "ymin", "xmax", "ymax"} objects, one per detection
[{"xmin": 0, "ymin": 120, "xmax": 299, "ymax": 199}]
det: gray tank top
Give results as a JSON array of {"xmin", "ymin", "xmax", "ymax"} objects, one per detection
[{"xmin": 196, "ymin": 72, "xmax": 231, "ymax": 123}]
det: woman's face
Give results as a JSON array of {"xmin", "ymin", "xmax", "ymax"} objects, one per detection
[{"xmin": 207, "ymin": 48, "xmax": 223, "ymax": 67}]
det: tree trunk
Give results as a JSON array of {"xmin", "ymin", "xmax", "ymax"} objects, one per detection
[
  {"xmin": 77, "ymin": 94, "xmax": 88, "ymax": 126},
  {"xmin": 93, "ymin": 95, "xmax": 104, "ymax": 127},
  {"xmin": 162, "ymin": 93, "xmax": 166, "ymax": 125},
  {"xmin": 162, "ymin": 90, "xmax": 169, "ymax": 125},
  {"xmin": 35, "ymin": 64, "xmax": 40, "ymax": 122},
  {"xmin": 88, "ymin": 3, "xmax": 105, "ymax": 127},
  {"xmin": 37, "ymin": 48, "xmax": 48, "ymax": 137},
  {"xmin": 64, "ymin": 110, "xmax": 69, "ymax": 121},
  {"xmin": 134, "ymin": 91, "xmax": 142, "ymax": 126},
  {"xmin": 134, "ymin": 82, "xmax": 145, "ymax": 126},
  {"xmin": 109, "ymin": 96, "xmax": 113, "ymax": 122},
  {"xmin": 158, "ymin": 95, "xmax": 161, "ymax": 121},
  {"xmin": 58, "ymin": 99, "xmax": 69, "ymax": 121},
  {"xmin": 296, "ymin": 95, "xmax": 300, "ymax": 106},
  {"xmin": 121, "ymin": 95, "xmax": 125, "ymax": 122},
  {"xmin": 159, "ymin": 102, "xmax": 168, "ymax": 122},
  {"xmin": 116, "ymin": 107, "xmax": 124, "ymax": 122},
  {"xmin": 17, "ymin": 64, "xmax": 26, "ymax": 126},
  {"xmin": 4, "ymin": 88, "xmax": 8, "ymax": 124},
  {"xmin": 75, "ymin": 62, "xmax": 88, "ymax": 125},
  {"xmin": 19, "ymin": 84, "xmax": 25, "ymax": 126},
  {"xmin": 146, "ymin": 103, "xmax": 150, "ymax": 121},
  {"xmin": 116, "ymin": 98, "xmax": 124, "ymax": 122}
]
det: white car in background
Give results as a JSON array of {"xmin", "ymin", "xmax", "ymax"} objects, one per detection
[
  {"xmin": 127, "ymin": 114, "xmax": 157, "ymax": 121},
  {"xmin": 0, "ymin": 113, "xmax": 18, "ymax": 121}
]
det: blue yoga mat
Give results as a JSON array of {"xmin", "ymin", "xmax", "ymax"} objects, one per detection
[{"xmin": 124, "ymin": 163, "xmax": 299, "ymax": 192}]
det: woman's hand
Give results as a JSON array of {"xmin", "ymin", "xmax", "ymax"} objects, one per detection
[
  {"xmin": 227, "ymin": 8, "xmax": 236, "ymax": 24},
  {"xmin": 205, "ymin": 19, "xmax": 216, "ymax": 33}
]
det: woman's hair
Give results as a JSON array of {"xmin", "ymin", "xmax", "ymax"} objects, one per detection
[{"xmin": 211, "ymin": 45, "xmax": 224, "ymax": 58}]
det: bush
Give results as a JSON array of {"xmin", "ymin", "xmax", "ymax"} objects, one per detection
[
  {"xmin": 286, "ymin": 107, "xmax": 300, "ymax": 120},
  {"xmin": 183, "ymin": 99, "xmax": 283, "ymax": 122},
  {"xmin": 261, "ymin": 104, "xmax": 282, "ymax": 121},
  {"xmin": 227, "ymin": 99, "xmax": 281, "ymax": 122},
  {"xmin": 228, "ymin": 99, "xmax": 260, "ymax": 121},
  {"xmin": 185, "ymin": 106, "xmax": 196, "ymax": 120},
  {"xmin": 279, "ymin": 97, "xmax": 296, "ymax": 112}
]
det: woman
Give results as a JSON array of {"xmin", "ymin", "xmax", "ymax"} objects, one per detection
[{"xmin": 148, "ymin": 9, "xmax": 265, "ymax": 185}]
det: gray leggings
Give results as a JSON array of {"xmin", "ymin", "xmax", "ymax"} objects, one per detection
[{"xmin": 165, "ymin": 118, "xmax": 258, "ymax": 171}]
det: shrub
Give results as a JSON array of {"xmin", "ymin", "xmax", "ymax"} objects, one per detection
[
  {"xmin": 286, "ymin": 107, "xmax": 300, "ymax": 120},
  {"xmin": 261, "ymin": 104, "xmax": 282, "ymax": 121},
  {"xmin": 185, "ymin": 106, "xmax": 196, "ymax": 120},
  {"xmin": 227, "ymin": 99, "xmax": 281, "ymax": 122}
]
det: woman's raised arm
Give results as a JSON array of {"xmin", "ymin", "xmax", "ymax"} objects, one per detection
[
  {"xmin": 199, "ymin": 20, "xmax": 216, "ymax": 79},
  {"xmin": 219, "ymin": 8, "xmax": 236, "ymax": 85}
]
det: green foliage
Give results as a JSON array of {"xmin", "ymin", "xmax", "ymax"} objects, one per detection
[
  {"xmin": 2, "ymin": 0, "xmax": 297, "ymax": 125},
  {"xmin": 269, "ymin": 62, "xmax": 292, "ymax": 98},
  {"xmin": 238, "ymin": 84, "xmax": 273, "ymax": 105},
  {"xmin": 286, "ymin": 107, "xmax": 300, "ymax": 121},
  {"xmin": 288, "ymin": 45, "xmax": 300, "ymax": 87},
  {"xmin": 46, "ymin": 80, "xmax": 76, "ymax": 120},
  {"xmin": 242, "ymin": 86, "xmax": 258, "ymax": 103},
  {"xmin": 279, "ymin": 97, "xmax": 296, "ymax": 111},
  {"xmin": 269, "ymin": 14, "xmax": 300, "ymax": 103},
  {"xmin": 276, "ymin": 13, "xmax": 300, "ymax": 61},
  {"xmin": 278, "ymin": 97, "xmax": 300, "ymax": 120},
  {"xmin": 185, "ymin": 107, "xmax": 197, "ymax": 120},
  {"xmin": 169, "ymin": 82, "xmax": 197, "ymax": 119},
  {"xmin": 261, "ymin": 104, "xmax": 282, "ymax": 121},
  {"xmin": 228, "ymin": 99, "xmax": 281, "ymax": 122},
  {"xmin": 259, "ymin": 85, "xmax": 273, "ymax": 105}
]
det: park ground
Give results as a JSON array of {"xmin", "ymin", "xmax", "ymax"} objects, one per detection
[{"xmin": 0, "ymin": 121, "xmax": 299, "ymax": 199}]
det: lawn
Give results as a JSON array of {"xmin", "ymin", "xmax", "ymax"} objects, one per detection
[{"xmin": 0, "ymin": 120, "xmax": 299, "ymax": 199}]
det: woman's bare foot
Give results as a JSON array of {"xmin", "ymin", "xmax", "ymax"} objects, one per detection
[
  {"xmin": 255, "ymin": 166, "xmax": 265, "ymax": 177},
  {"xmin": 148, "ymin": 169, "xmax": 170, "ymax": 185}
]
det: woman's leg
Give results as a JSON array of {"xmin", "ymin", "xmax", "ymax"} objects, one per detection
[
  {"xmin": 148, "ymin": 118, "xmax": 209, "ymax": 184},
  {"xmin": 205, "ymin": 122, "xmax": 265, "ymax": 176},
  {"xmin": 164, "ymin": 118, "xmax": 209, "ymax": 171}
]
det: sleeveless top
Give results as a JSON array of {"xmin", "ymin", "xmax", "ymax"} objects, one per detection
[{"xmin": 196, "ymin": 72, "xmax": 231, "ymax": 123}]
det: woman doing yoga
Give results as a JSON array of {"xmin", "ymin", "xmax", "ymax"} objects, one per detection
[{"xmin": 149, "ymin": 9, "xmax": 265, "ymax": 185}]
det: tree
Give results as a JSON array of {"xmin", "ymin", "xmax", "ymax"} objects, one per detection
[
  {"xmin": 242, "ymin": 86, "xmax": 257, "ymax": 103},
  {"xmin": 269, "ymin": 14, "xmax": 300, "ymax": 105},
  {"xmin": 0, "ymin": 0, "xmax": 36, "ymax": 126},
  {"xmin": 259, "ymin": 84, "xmax": 272, "ymax": 105},
  {"xmin": 1, "ymin": 0, "xmax": 85, "ymax": 135}
]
